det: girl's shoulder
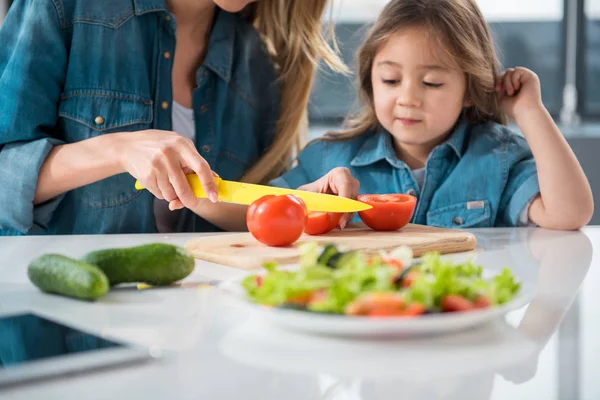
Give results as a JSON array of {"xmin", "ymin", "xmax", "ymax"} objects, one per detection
[
  {"xmin": 300, "ymin": 129, "xmax": 379, "ymax": 159},
  {"xmin": 466, "ymin": 121, "xmax": 530, "ymax": 154}
]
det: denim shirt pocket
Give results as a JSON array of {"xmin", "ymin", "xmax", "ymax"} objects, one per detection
[
  {"xmin": 426, "ymin": 200, "xmax": 492, "ymax": 228},
  {"xmin": 58, "ymin": 90, "xmax": 153, "ymax": 139},
  {"xmin": 57, "ymin": 90, "xmax": 154, "ymax": 209}
]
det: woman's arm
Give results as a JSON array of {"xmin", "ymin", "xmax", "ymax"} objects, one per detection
[
  {"xmin": 33, "ymin": 135, "xmax": 122, "ymax": 205},
  {"xmin": 497, "ymin": 67, "xmax": 594, "ymax": 230},
  {"xmin": 34, "ymin": 130, "xmax": 219, "ymax": 210}
]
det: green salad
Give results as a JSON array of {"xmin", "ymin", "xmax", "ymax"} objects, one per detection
[{"xmin": 242, "ymin": 243, "xmax": 521, "ymax": 317}]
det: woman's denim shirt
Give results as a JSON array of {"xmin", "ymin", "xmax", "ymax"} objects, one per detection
[
  {"xmin": 0, "ymin": 0, "xmax": 279, "ymax": 235},
  {"xmin": 271, "ymin": 119, "xmax": 540, "ymax": 228}
]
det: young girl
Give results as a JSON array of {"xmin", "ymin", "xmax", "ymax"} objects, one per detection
[
  {"xmin": 0, "ymin": 0, "xmax": 346, "ymax": 235},
  {"xmin": 268, "ymin": 0, "xmax": 594, "ymax": 230}
]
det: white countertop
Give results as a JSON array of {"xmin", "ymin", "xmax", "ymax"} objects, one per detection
[{"xmin": 1, "ymin": 227, "xmax": 599, "ymax": 400}]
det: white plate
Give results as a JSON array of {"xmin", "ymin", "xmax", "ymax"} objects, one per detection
[
  {"xmin": 218, "ymin": 268, "xmax": 536, "ymax": 338},
  {"xmin": 218, "ymin": 316, "xmax": 538, "ymax": 380}
]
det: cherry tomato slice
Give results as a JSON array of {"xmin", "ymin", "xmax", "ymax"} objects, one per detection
[
  {"xmin": 440, "ymin": 295, "xmax": 474, "ymax": 312},
  {"xmin": 473, "ymin": 295, "xmax": 491, "ymax": 309},
  {"xmin": 304, "ymin": 212, "xmax": 343, "ymax": 235},
  {"xmin": 246, "ymin": 194, "xmax": 307, "ymax": 247},
  {"xmin": 357, "ymin": 194, "xmax": 417, "ymax": 231}
]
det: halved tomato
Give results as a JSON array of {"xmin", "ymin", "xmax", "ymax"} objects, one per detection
[
  {"xmin": 305, "ymin": 212, "xmax": 343, "ymax": 235},
  {"xmin": 357, "ymin": 194, "xmax": 417, "ymax": 231},
  {"xmin": 246, "ymin": 194, "xmax": 307, "ymax": 247}
]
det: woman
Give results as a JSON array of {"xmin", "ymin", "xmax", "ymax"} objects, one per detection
[{"xmin": 0, "ymin": 0, "xmax": 345, "ymax": 235}]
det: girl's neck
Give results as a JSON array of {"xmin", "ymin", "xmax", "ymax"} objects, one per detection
[
  {"xmin": 393, "ymin": 144, "xmax": 429, "ymax": 170},
  {"xmin": 392, "ymin": 134, "xmax": 448, "ymax": 170}
]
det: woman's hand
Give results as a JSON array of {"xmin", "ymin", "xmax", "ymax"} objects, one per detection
[
  {"xmin": 297, "ymin": 167, "xmax": 360, "ymax": 229},
  {"xmin": 495, "ymin": 67, "xmax": 543, "ymax": 121},
  {"xmin": 115, "ymin": 130, "xmax": 218, "ymax": 209}
]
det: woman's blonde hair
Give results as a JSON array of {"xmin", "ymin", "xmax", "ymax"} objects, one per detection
[
  {"xmin": 330, "ymin": 0, "xmax": 506, "ymax": 141},
  {"xmin": 240, "ymin": 0, "xmax": 347, "ymax": 183}
]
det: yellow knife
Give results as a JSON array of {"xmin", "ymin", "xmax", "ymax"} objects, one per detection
[{"xmin": 134, "ymin": 175, "xmax": 371, "ymax": 212}]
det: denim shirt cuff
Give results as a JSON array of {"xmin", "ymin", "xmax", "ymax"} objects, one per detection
[
  {"xmin": 506, "ymin": 174, "xmax": 540, "ymax": 227},
  {"xmin": 0, "ymin": 138, "xmax": 65, "ymax": 234}
]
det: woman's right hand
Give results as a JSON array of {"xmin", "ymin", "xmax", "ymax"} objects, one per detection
[{"xmin": 113, "ymin": 130, "xmax": 219, "ymax": 208}]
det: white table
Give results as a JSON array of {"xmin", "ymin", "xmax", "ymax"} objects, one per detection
[{"xmin": 0, "ymin": 227, "xmax": 599, "ymax": 400}]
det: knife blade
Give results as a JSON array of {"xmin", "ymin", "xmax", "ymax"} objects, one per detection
[{"xmin": 135, "ymin": 175, "xmax": 371, "ymax": 213}]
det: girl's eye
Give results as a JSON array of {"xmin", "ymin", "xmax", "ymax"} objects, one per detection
[
  {"xmin": 424, "ymin": 81, "xmax": 443, "ymax": 88},
  {"xmin": 382, "ymin": 79, "xmax": 399, "ymax": 85}
]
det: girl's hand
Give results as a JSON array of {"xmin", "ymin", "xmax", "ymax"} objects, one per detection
[
  {"xmin": 115, "ymin": 130, "xmax": 218, "ymax": 209},
  {"xmin": 297, "ymin": 167, "xmax": 360, "ymax": 230},
  {"xmin": 495, "ymin": 67, "xmax": 544, "ymax": 121}
]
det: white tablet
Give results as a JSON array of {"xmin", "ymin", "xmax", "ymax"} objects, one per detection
[{"xmin": 0, "ymin": 312, "xmax": 158, "ymax": 388}]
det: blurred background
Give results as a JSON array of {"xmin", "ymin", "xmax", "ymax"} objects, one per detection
[{"xmin": 1, "ymin": 0, "xmax": 599, "ymax": 222}]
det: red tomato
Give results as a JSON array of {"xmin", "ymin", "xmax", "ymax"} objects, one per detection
[
  {"xmin": 403, "ymin": 303, "xmax": 426, "ymax": 317},
  {"xmin": 309, "ymin": 289, "xmax": 328, "ymax": 304},
  {"xmin": 401, "ymin": 271, "xmax": 420, "ymax": 288},
  {"xmin": 440, "ymin": 295, "xmax": 474, "ymax": 312},
  {"xmin": 473, "ymin": 295, "xmax": 491, "ymax": 309},
  {"xmin": 305, "ymin": 212, "xmax": 343, "ymax": 235},
  {"xmin": 368, "ymin": 306, "xmax": 404, "ymax": 317},
  {"xmin": 246, "ymin": 194, "xmax": 307, "ymax": 247},
  {"xmin": 382, "ymin": 256, "xmax": 404, "ymax": 270},
  {"xmin": 357, "ymin": 194, "xmax": 417, "ymax": 231},
  {"xmin": 287, "ymin": 292, "xmax": 312, "ymax": 305}
]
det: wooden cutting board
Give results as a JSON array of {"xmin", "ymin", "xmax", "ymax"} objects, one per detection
[{"xmin": 185, "ymin": 223, "xmax": 477, "ymax": 270}]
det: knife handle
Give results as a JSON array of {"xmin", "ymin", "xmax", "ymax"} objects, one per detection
[{"xmin": 134, "ymin": 175, "xmax": 217, "ymax": 199}]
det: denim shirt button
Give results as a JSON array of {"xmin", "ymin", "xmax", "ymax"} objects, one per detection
[
  {"xmin": 161, "ymin": 101, "xmax": 169, "ymax": 110},
  {"xmin": 200, "ymin": 105, "xmax": 207, "ymax": 112},
  {"xmin": 453, "ymin": 216, "xmax": 464, "ymax": 225},
  {"xmin": 163, "ymin": 51, "xmax": 171, "ymax": 60},
  {"xmin": 94, "ymin": 116, "xmax": 105, "ymax": 125},
  {"xmin": 202, "ymin": 145, "xmax": 211, "ymax": 153}
]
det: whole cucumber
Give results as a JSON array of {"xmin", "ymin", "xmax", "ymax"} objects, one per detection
[
  {"xmin": 28, "ymin": 254, "xmax": 109, "ymax": 301},
  {"xmin": 82, "ymin": 243, "xmax": 195, "ymax": 286}
]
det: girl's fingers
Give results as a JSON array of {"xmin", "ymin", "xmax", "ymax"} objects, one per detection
[
  {"xmin": 329, "ymin": 167, "xmax": 360, "ymax": 230},
  {"xmin": 503, "ymin": 70, "xmax": 515, "ymax": 96},
  {"xmin": 495, "ymin": 73, "xmax": 506, "ymax": 92},
  {"xmin": 511, "ymin": 69, "xmax": 523, "ymax": 92}
]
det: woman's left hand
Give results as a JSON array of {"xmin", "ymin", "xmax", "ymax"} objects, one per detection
[
  {"xmin": 495, "ymin": 67, "xmax": 543, "ymax": 121},
  {"xmin": 297, "ymin": 167, "xmax": 360, "ymax": 230}
]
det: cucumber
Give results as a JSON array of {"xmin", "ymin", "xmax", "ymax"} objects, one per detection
[
  {"xmin": 317, "ymin": 244, "xmax": 340, "ymax": 268},
  {"xmin": 82, "ymin": 243, "xmax": 195, "ymax": 286},
  {"xmin": 28, "ymin": 254, "xmax": 109, "ymax": 301}
]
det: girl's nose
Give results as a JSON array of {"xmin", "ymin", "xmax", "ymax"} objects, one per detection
[{"xmin": 395, "ymin": 81, "xmax": 422, "ymax": 108}]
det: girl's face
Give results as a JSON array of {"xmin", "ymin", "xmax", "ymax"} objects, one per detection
[
  {"xmin": 371, "ymin": 25, "xmax": 469, "ymax": 156},
  {"xmin": 212, "ymin": 0, "xmax": 257, "ymax": 12}
]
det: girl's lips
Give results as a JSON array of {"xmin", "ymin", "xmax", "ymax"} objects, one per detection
[{"xmin": 397, "ymin": 118, "xmax": 421, "ymax": 126}]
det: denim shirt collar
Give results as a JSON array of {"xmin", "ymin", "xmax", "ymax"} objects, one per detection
[
  {"xmin": 350, "ymin": 118, "xmax": 470, "ymax": 168},
  {"xmin": 133, "ymin": 0, "xmax": 235, "ymax": 83}
]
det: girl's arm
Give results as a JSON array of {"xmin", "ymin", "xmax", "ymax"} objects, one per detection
[{"xmin": 497, "ymin": 67, "xmax": 594, "ymax": 230}]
